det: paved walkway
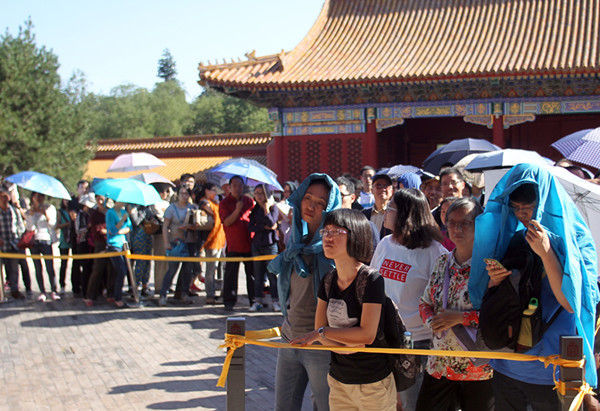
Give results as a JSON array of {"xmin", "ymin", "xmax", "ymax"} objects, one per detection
[{"xmin": 0, "ymin": 286, "xmax": 312, "ymax": 410}]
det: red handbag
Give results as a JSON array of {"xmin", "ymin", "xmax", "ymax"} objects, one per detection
[{"xmin": 17, "ymin": 230, "xmax": 36, "ymax": 249}]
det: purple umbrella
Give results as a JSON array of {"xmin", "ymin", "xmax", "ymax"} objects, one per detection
[
  {"xmin": 422, "ymin": 138, "xmax": 501, "ymax": 175},
  {"xmin": 551, "ymin": 128, "xmax": 600, "ymax": 169}
]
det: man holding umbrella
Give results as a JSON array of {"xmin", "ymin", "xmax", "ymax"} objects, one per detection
[{"xmin": 219, "ymin": 175, "xmax": 255, "ymax": 311}]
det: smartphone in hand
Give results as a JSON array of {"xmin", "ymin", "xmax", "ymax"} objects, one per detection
[{"xmin": 484, "ymin": 258, "xmax": 506, "ymax": 271}]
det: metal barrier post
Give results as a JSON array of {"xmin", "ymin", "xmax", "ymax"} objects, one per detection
[
  {"xmin": 226, "ymin": 317, "xmax": 245, "ymax": 411},
  {"xmin": 559, "ymin": 336, "xmax": 583, "ymax": 411}
]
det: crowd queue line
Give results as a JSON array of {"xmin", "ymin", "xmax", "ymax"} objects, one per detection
[{"xmin": 1, "ymin": 161, "xmax": 599, "ymax": 411}]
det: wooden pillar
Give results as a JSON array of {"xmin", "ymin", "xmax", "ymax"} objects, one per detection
[
  {"xmin": 365, "ymin": 121, "xmax": 378, "ymax": 167},
  {"xmin": 492, "ymin": 116, "xmax": 505, "ymax": 148},
  {"xmin": 267, "ymin": 135, "xmax": 285, "ymax": 182}
]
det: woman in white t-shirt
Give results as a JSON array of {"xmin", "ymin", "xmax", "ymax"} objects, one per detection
[
  {"xmin": 370, "ymin": 188, "xmax": 447, "ymax": 411},
  {"xmin": 26, "ymin": 192, "xmax": 60, "ymax": 302}
]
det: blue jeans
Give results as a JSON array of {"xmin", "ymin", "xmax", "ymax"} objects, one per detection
[
  {"xmin": 204, "ymin": 248, "xmax": 222, "ymax": 298},
  {"xmin": 31, "ymin": 241, "xmax": 57, "ymax": 294},
  {"xmin": 161, "ymin": 243, "xmax": 194, "ymax": 298},
  {"xmin": 252, "ymin": 243, "xmax": 278, "ymax": 303},
  {"xmin": 275, "ymin": 345, "xmax": 331, "ymax": 411},
  {"xmin": 107, "ymin": 245, "xmax": 128, "ymax": 302}
]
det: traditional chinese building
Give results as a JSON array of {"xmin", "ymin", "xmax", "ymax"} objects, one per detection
[
  {"xmin": 85, "ymin": 133, "xmax": 272, "ymax": 183},
  {"xmin": 199, "ymin": 0, "xmax": 600, "ymax": 181}
]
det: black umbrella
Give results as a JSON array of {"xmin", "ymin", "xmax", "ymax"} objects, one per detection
[{"xmin": 422, "ymin": 138, "xmax": 501, "ymax": 174}]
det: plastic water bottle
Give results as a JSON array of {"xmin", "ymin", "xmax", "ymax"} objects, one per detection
[{"xmin": 403, "ymin": 331, "xmax": 414, "ymax": 349}]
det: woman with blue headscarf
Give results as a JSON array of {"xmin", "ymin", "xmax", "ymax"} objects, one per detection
[
  {"xmin": 268, "ymin": 173, "xmax": 341, "ymax": 411},
  {"xmin": 470, "ymin": 164, "xmax": 599, "ymax": 410}
]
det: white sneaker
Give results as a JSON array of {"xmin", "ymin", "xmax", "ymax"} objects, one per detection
[
  {"xmin": 51, "ymin": 292, "xmax": 61, "ymax": 301},
  {"xmin": 249, "ymin": 302, "xmax": 263, "ymax": 312},
  {"xmin": 37, "ymin": 293, "xmax": 47, "ymax": 302},
  {"xmin": 158, "ymin": 297, "xmax": 167, "ymax": 307},
  {"xmin": 59, "ymin": 287, "xmax": 66, "ymax": 295},
  {"xmin": 272, "ymin": 301, "xmax": 281, "ymax": 312}
]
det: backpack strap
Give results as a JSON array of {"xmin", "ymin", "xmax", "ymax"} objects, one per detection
[
  {"xmin": 544, "ymin": 306, "xmax": 564, "ymax": 333},
  {"xmin": 354, "ymin": 264, "xmax": 378, "ymax": 305}
]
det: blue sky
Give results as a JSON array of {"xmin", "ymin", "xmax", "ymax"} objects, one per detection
[{"xmin": 1, "ymin": 0, "xmax": 325, "ymax": 101}]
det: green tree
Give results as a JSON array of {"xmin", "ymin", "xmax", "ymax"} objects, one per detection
[
  {"xmin": 189, "ymin": 88, "xmax": 271, "ymax": 134},
  {"xmin": 87, "ymin": 84, "xmax": 155, "ymax": 139},
  {"xmin": 0, "ymin": 20, "xmax": 94, "ymax": 191},
  {"xmin": 157, "ymin": 48, "xmax": 177, "ymax": 82},
  {"xmin": 151, "ymin": 80, "xmax": 192, "ymax": 136}
]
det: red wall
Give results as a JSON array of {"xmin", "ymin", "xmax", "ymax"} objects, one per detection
[{"xmin": 268, "ymin": 122, "xmax": 377, "ymax": 182}]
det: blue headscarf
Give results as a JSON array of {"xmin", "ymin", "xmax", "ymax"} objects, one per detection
[
  {"xmin": 397, "ymin": 172, "xmax": 422, "ymax": 189},
  {"xmin": 268, "ymin": 173, "xmax": 341, "ymax": 316},
  {"xmin": 470, "ymin": 163, "xmax": 599, "ymax": 385}
]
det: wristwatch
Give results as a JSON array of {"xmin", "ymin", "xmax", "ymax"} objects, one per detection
[{"xmin": 318, "ymin": 326, "xmax": 326, "ymax": 340}]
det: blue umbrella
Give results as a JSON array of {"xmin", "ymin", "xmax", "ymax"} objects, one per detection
[
  {"xmin": 93, "ymin": 178, "xmax": 161, "ymax": 206},
  {"xmin": 422, "ymin": 138, "xmax": 501, "ymax": 174},
  {"xmin": 551, "ymin": 128, "xmax": 600, "ymax": 169},
  {"xmin": 209, "ymin": 158, "xmax": 283, "ymax": 191},
  {"xmin": 6, "ymin": 171, "xmax": 71, "ymax": 200}
]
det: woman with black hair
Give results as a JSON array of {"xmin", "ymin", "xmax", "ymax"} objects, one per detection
[
  {"xmin": 370, "ymin": 188, "xmax": 447, "ymax": 411},
  {"xmin": 417, "ymin": 197, "xmax": 493, "ymax": 411},
  {"xmin": 292, "ymin": 208, "xmax": 396, "ymax": 410}
]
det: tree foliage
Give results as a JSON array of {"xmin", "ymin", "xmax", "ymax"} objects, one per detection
[
  {"xmin": 0, "ymin": 20, "xmax": 94, "ymax": 191},
  {"xmin": 0, "ymin": 22, "xmax": 272, "ymax": 192},
  {"xmin": 189, "ymin": 88, "xmax": 271, "ymax": 134},
  {"xmin": 157, "ymin": 48, "xmax": 177, "ymax": 82}
]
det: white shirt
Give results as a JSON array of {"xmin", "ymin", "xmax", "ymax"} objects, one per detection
[
  {"xmin": 370, "ymin": 235, "xmax": 448, "ymax": 341},
  {"xmin": 358, "ymin": 191, "xmax": 374, "ymax": 208},
  {"xmin": 26, "ymin": 204, "xmax": 57, "ymax": 242}
]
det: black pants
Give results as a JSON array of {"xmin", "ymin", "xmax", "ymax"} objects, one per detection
[
  {"xmin": 1, "ymin": 246, "xmax": 19, "ymax": 293},
  {"xmin": 59, "ymin": 247, "xmax": 70, "ymax": 289},
  {"xmin": 493, "ymin": 370, "xmax": 559, "ymax": 411},
  {"xmin": 71, "ymin": 242, "xmax": 92, "ymax": 296},
  {"xmin": 86, "ymin": 242, "xmax": 115, "ymax": 300},
  {"xmin": 416, "ymin": 371, "xmax": 494, "ymax": 411},
  {"xmin": 222, "ymin": 251, "xmax": 254, "ymax": 306}
]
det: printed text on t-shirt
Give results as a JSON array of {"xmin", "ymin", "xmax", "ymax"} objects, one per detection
[{"xmin": 380, "ymin": 259, "xmax": 411, "ymax": 282}]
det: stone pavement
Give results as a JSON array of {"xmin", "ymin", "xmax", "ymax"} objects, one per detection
[{"xmin": 0, "ymin": 288, "xmax": 313, "ymax": 411}]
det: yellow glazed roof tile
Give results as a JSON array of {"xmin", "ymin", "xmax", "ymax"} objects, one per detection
[{"xmin": 199, "ymin": 0, "xmax": 600, "ymax": 89}]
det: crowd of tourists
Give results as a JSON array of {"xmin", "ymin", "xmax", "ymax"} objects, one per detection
[{"xmin": 0, "ymin": 160, "xmax": 599, "ymax": 410}]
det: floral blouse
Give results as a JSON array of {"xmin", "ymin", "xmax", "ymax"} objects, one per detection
[{"xmin": 419, "ymin": 252, "xmax": 493, "ymax": 381}]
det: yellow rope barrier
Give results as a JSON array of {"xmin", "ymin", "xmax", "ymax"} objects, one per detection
[
  {"xmin": 0, "ymin": 251, "xmax": 276, "ymax": 263},
  {"xmin": 217, "ymin": 328, "xmax": 592, "ymax": 407}
]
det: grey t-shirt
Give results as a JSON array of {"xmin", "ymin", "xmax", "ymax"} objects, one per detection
[{"xmin": 281, "ymin": 254, "xmax": 317, "ymax": 342}]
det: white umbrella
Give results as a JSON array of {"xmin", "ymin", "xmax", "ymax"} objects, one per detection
[
  {"xmin": 107, "ymin": 152, "xmax": 166, "ymax": 173},
  {"xmin": 130, "ymin": 172, "xmax": 175, "ymax": 187},
  {"xmin": 483, "ymin": 166, "xmax": 600, "ymax": 264}
]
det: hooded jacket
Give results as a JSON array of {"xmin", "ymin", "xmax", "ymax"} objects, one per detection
[
  {"xmin": 268, "ymin": 173, "xmax": 341, "ymax": 316},
  {"xmin": 470, "ymin": 163, "xmax": 599, "ymax": 386}
]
